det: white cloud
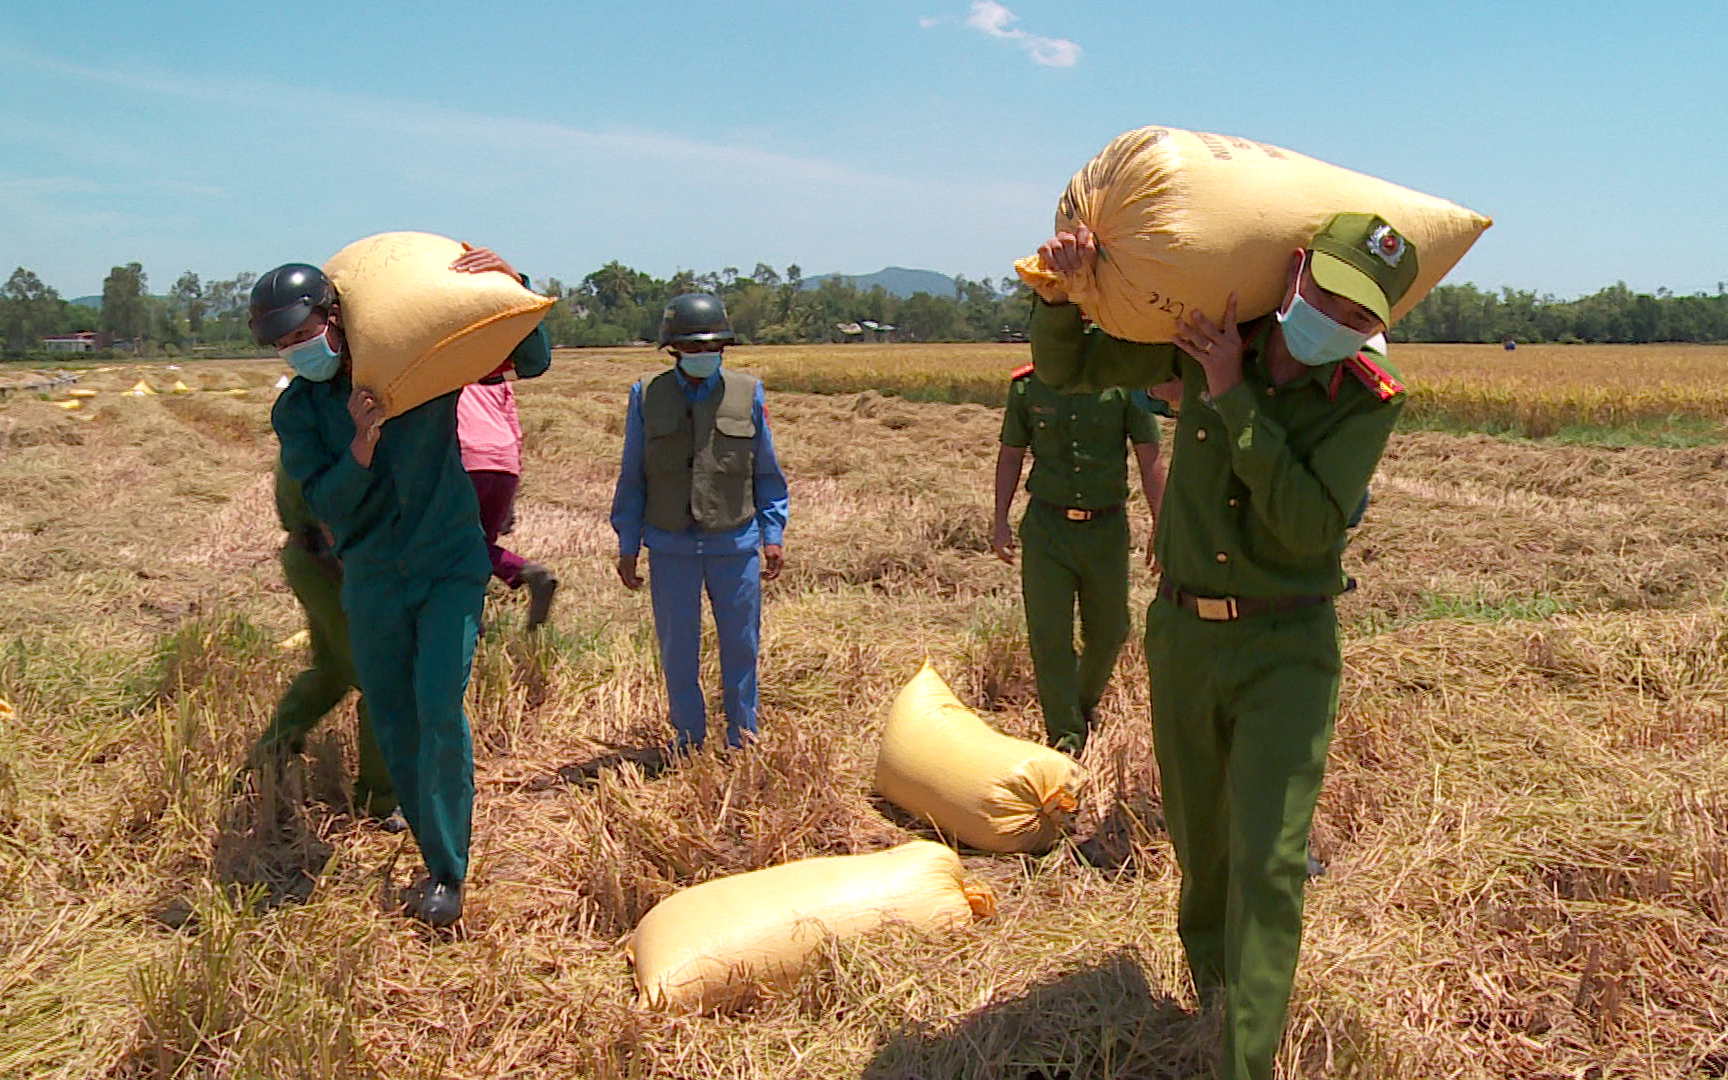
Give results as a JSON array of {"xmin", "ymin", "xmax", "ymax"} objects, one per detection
[
  {"xmin": 966, "ymin": 0, "xmax": 1019, "ymax": 37},
  {"xmin": 0, "ymin": 44, "xmax": 1054, "ymax": 292},
  {"xmin": 0, "ymin": 48, "xmax": 920, "ymax": 193},
  {"xmin": 1026, "ymin": 36, "xmax": 1082, "ymax": 67},
  {"xmin": 961, "ymin": 1, "xmax": 1082, "ymax": 67},
  {"xmin": 919, "ymin": 16, "xmax": 942, "ymax": 28}
]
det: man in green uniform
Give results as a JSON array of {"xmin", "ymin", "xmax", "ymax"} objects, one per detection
[
  {"xmin": 259, "ymin": 247, "xmax": 550, "ymax": 927},
  {"xmin": 242, "ymin": 460, "xmax": 396, "ymax": 823},
  {"xmin": 992, "ymin": 366, "xmax": 1165, "ymax": 753},
  {"xmin": 1031, "ymin": 214, "xmax": 1413, "ymax": 1080}
]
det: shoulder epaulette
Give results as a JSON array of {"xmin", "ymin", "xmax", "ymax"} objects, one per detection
[
  {"xmin": 1010, "ymin": 362, "xmax": 1035, "ymax": 381},
  {"xmin": 1343, "ymin": 352, "xmax": 1403, "ymax": 402}
]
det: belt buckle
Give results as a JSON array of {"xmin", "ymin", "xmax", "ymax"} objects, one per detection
[
  {"xmin": 1194, "ymin": 596, "xmax": 1239, "ymax": 621},
  {"xmin": 1064, "ymin": 507, "xmax": 1090, "ymax": 522}
]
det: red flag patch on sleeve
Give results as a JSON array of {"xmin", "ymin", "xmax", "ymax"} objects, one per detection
[
  {"xmin": 1344, "ymin": 352, "xmax": 1404, "ymax": 402},
  {"xmin": 1010, "ymin": 362, "xmax": 1035, "ymax": 380}
]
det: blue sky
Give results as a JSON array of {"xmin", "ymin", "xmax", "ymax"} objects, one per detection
[{"xmin": 1, "ymin": 0, "xmax": 1723, "ymax": 300}]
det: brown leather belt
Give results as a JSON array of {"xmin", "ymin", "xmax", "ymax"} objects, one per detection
[
  {"xmin": 1157, "ymin": 577, "xmax": 1340, "ymax": 622},
  {"xmin": 1034, "ymin": 498, "xmax": 1122, "ymax": 523}
]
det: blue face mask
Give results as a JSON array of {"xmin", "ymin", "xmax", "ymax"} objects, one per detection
[
  {"xmin": 280, "ymin": 330, "xmax": 342, "ymax": 382},
  {"xmin": 1276, "ymin": 260, "xmax": 1373, "ymax": 367},
  {"xmin": 677, "ymin": 351, "xmax": 722, "ymax": 379}
]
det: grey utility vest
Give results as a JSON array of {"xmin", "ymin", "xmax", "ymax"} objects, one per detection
[{"xmin": 642, "ymin": 367, "xmax": 759, "ymax": 533}]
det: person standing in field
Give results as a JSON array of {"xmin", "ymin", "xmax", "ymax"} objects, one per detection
[
  {"xmin": 610, "ymin": 293, "xmax": 788, "ymax": 754},
  {"xmin": 991, "ymin": 365, "xmax": 1166, "ymax": 754},
  {"xmin": 457, "ymin": 312, "xmax": 558, "ymax": 631},
  {"xmin": 259, "ymin": 247, "xmax": 550, "ymax": 928},
  {"xmin": 1030, "ymin": 214, "xmax": 1412, "ymax": 1080},
  {"xmin": 240, "ymin": 458, "xmax": 399, "ymax": 828}
]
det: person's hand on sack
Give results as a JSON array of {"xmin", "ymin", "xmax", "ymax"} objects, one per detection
[
  {"xmin": 1173, "ymin": 293, "xmax": 1245, "ymax": 400},
  {"xmin": 451, "ymin": 243, "xmax": 519, "ymax": 280},
  {"xmin": 1034, "ymin": 226, "xmax": 1099, "ymax": 305},
  {"xmin": 347, "ymin": 386, "xmax": 384, "ymax": 466}
]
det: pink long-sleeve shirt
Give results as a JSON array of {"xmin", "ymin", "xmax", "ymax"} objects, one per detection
[{"xmin": 457, "ymin": 381, "xmax": 522, "ymax": 475}]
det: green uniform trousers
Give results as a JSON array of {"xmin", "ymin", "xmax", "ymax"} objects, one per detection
[
  {"xmin": 1144, "ymin": 595, "xmax": 1340, "ymax": 1080},
  {"xmin": 344, "ymin": 569, "xmax": 486, "ymax": 886},
  {"xmin": 1020, "ymin": 498, "xmax": 1131, "ymax": 749},
  {"xmin": 251, "ymin": 546, "xmax": 395, "ymax": 816}
]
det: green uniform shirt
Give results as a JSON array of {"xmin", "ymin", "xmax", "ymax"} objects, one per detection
[
  {"xmin": 271, "ymin": 325, "xmax": 549, "ymax": 582},
  {"xmin": 274, "ymin": 457, "xmax": 343, "ymax": 581},
  {"xmin": 1030, "ymin": 298, "xmax": 1403, "ymax": 598},
  {"xmin": 1000, "ymin": 369, "xmax": 1159, "ymax": 510},
  {"xmin": 274, "ymin": 458, "xmax": 318, "ymax": 537}
]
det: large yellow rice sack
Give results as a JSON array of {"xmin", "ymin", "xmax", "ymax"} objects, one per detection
[
  {"xmin": 1016, "ymin": 126, "xmax": 1491, "ymax": 344},
  {"xmin": 875, "ymin": 664, "xmax": 1086, "ymax": 854},
  {"xmin": 627, "ymin": 840, "xmax": 994, "ymax": 1012},
  {"xmin": 323, "ymin": 232, "xmax": 553, "ymax": 418}
]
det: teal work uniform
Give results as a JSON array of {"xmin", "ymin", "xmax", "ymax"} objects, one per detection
[
  {"xmin": 272, "ymin": 324, "xmax": 550, "ymax": 887},
  {"xmin": 1031, "ymin": 296, "xmax": 1403, "ymax": 1080},
  {"xmin": 248, "ymin": 462, "xmax": 394, "ymax": 816},
  {"xmin": 1000, "ymin": 368, "xmax": 1159, "ymax": 749}
]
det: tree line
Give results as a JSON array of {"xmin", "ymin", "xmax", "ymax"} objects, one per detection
[
  {"xmin": 538, "ymin": 262, "xmax": 1034, "ymax": 347},
  {"xmin": 0, "ymin": 264, "xmax": 261, "ymax": 358},
  {"xmin": 5, "ymin": 261, "xmax": 1728, "ymax": 359},
  {"xmin": 1389, "ymin": 282, "xmax": 1728, "ymax": 345}
]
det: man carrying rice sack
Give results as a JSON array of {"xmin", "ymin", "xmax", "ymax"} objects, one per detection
[
  {"xmin": 258, "ymin": 246, "xmax": 550, "ymax": 928},
  {"xmin": 1031, "ymin": 214, "xmax": 1411, "ymax": 1080}
]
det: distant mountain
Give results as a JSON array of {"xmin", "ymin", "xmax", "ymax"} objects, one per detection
[
  {"xmin": 69, "ymin": 295, "xmax": 169, "ymax": 308},
  {"xmin": 799, "ymin": 267, "xmax": 958, "ymax": 299}
]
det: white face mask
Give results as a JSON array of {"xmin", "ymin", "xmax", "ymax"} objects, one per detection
[
  {"xmin": 280, "ymin": 329, "xmax": 342, "ymax": 381},
  {"xmin": 1276, "ymin": 253, "xmax": 1373, "ymax": 366}
]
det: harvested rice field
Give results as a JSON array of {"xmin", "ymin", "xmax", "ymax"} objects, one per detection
[{"xmin": 1, "ymin": 344, "xmax": 1725, "ymax": 1079}]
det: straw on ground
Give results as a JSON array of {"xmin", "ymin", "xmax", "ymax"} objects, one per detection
[{"xmin": 0, "ymin": 346, "xmax": 1724, "ymax": 1078}]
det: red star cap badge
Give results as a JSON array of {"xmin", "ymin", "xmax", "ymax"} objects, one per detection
[{"xmin": 1366, "ymin": 223, "xmax": 1407, "ymax": 267}]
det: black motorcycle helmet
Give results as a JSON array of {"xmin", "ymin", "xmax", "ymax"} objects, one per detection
[
  {"xmin": 249, "ymin": 264, "xmax": 336, "ymax": 347},
  {"xmin": 657, "ymin": 292, "xmax": 736, "ymax": 348}
]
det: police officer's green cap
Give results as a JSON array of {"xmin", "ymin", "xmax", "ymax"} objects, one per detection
[{"xmin": 1307, "ymin": 213, "xmax": 1419, "ymax": 327}]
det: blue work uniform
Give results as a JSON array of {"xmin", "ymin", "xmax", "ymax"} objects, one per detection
[
  {"xmin": 610, "ymin": 368, "xmax": 789, "ymax": 749},
  {"xmin": 272, "ymin": 322, "xmax": 550, "ymax": 887}
]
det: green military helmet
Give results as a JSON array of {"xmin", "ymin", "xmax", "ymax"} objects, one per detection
[
  {"xmin": 250, "ymin": 263, "xmax": 336, "ymax": 347},
  {"xmin": 658, "ymin": 292, "xmax": 736, "ymax": 348},
  {"xmin": 1308, "ymin": 213, "xmax": 1421, "ymax": 327}
]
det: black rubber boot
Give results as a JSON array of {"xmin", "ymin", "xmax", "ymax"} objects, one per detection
[
  {"xmin": 402, "ymin": 878, "xmax": 463, "ymax": 927},
  {"xmin": 372, "ymin": 806, "xmax": 409, "ymax": 834},
  {"xmin": 520, "ymin": 562, "xmax": 558, "ymax": 631}
]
